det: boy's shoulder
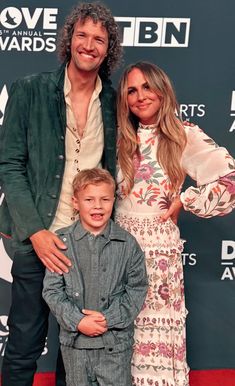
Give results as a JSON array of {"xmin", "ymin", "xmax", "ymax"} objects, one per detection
[
  {"xmin": 55, "ymin": 219, "xmax": 129, "ymax": 239},
  {"xmin": 55, "ymin": 219, "xmax": 141, "ymax": 249}
]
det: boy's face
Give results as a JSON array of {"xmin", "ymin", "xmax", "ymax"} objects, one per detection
[{"xmin": 72, "ymin": 182, "xmax": 115, "ymax": 235}]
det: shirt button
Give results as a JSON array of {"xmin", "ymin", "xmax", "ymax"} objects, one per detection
[
  {"xmin": 51, "ymin": 194, "xmax": 57, "ymax": 199},
  {"xmin": 58, "ymin": 155, "xmax": 64, "ymax": 160},
  {"xmin": 62, "ymin": 237, "xmax": 67, "ymax": 242},
  {"xmin": 108, "ymin": 348, "xmax": 113, "ymax": 352},
  {"xmin": 101, "ymin": 297, "xmax": 106, "ymax": 302},
  {"xmin": 47, "ymin": 213, "xmax": 53, "ymax": 217},
  {"xmin": 55, "ymin": 174, "xmax": 60, "ymax": 179},
  {"xmin": 74, "ymin": 292, "xmax": 79, "ymax": 297},
  {"xmin": 60, "ymin": 135, "xmax": 64, "ymax": 140}
]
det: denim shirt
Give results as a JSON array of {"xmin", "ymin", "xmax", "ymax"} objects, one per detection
[{"xmin": 42, "ymin": 219, "xmax": 148, "ymax": 351}]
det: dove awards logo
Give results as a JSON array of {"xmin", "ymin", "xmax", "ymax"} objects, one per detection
[{"xmin": 0, "ymin": 7, "xmax": 58, "ymax": 52}]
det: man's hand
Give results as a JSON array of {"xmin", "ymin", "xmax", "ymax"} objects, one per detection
[
  {"xmin": 77, "ymin": 309, "xmax": 107, "ymax": 336},
  {"xmin": 30, "ymin": 229, "xmax": 71, "ymax": 274},
  {"xmin": 160, "ymin": 196, "xmax": 183, "ymax": 224}
]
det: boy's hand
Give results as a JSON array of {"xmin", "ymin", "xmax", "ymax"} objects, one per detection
[
  {"xmin": 30, "ymin": 229, "xmax": 71, "ymax": 274},
  {"xmin": 77, "ymin": 309, "xmax": 107, "ymax": 336}
]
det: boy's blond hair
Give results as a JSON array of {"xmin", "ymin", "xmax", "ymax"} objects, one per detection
[{"xmin": 72, "ymin": 168, "xmax": 116, "ymax": 196}]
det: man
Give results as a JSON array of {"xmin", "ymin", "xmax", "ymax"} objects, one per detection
[{"xmin": 0, "ymin": 2, "xmax": 122, "ymax": 385}]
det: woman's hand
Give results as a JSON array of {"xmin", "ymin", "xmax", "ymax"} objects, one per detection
[{"xmin": 160, "ymin": 196, "xmax": 183, "ymax": 224}]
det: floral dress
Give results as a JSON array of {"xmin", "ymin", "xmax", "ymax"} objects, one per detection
[{"xmin": 115, "ymin": 124, "xmax": 235, "ymax": 386}]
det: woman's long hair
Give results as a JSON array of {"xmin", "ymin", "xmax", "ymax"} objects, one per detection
[{"xmin": 117, "ymin": 61, "xmax": 187, "ymax": 194}]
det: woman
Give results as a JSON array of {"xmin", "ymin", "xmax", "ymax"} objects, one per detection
[{"xmin": 115, "ymin": 61, "xmax": 235, "ymax": 386}]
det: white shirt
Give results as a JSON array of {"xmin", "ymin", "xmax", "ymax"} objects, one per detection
[{"xmin": 50, "ymin": 68, "xmax": 104, "ymax": 232}]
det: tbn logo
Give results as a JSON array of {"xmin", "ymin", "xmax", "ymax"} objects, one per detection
[{"xmin": 116, "ymin": 17, "xmax": 190, "ymax": 47}]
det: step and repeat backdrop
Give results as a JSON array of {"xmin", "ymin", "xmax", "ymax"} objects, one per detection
[{"xmin": 0, "ymin": 0, "xmax": 235, "ymax": 374}]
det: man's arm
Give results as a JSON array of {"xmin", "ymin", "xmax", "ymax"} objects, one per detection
[
  {"xmin": 0, "ymin": 80, "xmax": 70, "ymax": 273},
  {"xmin": 0, "ymin": 81, "xmax": 45, "ymax": 239}
]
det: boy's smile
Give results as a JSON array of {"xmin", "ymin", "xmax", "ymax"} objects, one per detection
[{"xmin": 72, "ymin": 182, "xmax": 115, "ymax": 235}]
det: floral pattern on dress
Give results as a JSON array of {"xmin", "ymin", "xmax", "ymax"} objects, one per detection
[
  {"xmin": 182, "ymin": 180, "xmax": 235, "ymax": 218},
  {"xmin": 115, "ymin": 211, "xmax": 188, "ymax": 386},
  {"xmin": 115, "ymin": 124, "xmax": 235, "ymax": 386},
  {"xmin": 132, "ymin": 127, "xmax": 173, "ymax": 209}
]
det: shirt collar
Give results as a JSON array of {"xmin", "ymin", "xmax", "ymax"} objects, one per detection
[
  {"xmin": 64, "ymin": 65, "xmax": 102, "ymax": 98},
  {"xmin": 73, "ymin": 220, "xmax": 111, "ymax": 241},
  {"xmin": 59, "ymin": 219, "xmax": 127, "ymax": 242},
  {"xmin": 109, "ymin": 220, "xmax": 127, "ymax": 241},
  {"xmin": 73, "ymin": 221, "xmax": 88, "ymax": 240}
]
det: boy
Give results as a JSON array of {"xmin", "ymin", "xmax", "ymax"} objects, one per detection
[{"xmin": 42, "ymin": 168, "xmax": 148, "ymax": 386}]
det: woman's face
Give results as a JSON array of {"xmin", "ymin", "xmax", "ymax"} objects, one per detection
[{"xmin": 127, "ymin": 67, "xmax": 162, "ymax": 125}]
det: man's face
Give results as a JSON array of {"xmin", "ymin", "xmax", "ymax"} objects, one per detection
[
  {"xmin": 70, "ymin": 18, "xmax": 109, "ymax": 74},
  {"xmin": 72, "ymin": 182, "xmax": 115, "ymax": 235}
]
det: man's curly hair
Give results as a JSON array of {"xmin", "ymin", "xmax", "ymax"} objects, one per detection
[{"xmin": 57, "ymin": 2, "xmax": 123, "ymax": 79}]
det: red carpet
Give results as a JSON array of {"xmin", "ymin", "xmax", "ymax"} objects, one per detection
[
  {"xmin": 1, "ymin": 370, "xmax": 235, "ymax": 385},
  {"xmin": 32, "ymin": 370, "xmax": 235, "ymax": 386},
  {"xmin": 33, "ymin": 373, "xmax": 55, "ymax": 385},
  {"xmin": 189, "ymin": 370, "xmax": 235, "ymax": 386}
]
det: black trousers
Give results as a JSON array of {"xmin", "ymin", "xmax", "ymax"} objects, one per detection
[{"xmin": 1, "ymin": 248, "xmax": 65, "ymax": 386}]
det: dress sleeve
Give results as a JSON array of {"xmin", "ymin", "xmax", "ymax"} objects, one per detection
[{"xmin": 180, "ymin": 126, "xmax": 235, "ymax": 218}]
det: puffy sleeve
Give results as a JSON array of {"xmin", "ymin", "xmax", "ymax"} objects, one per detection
[{"xmin": 180, "ymin": 126, "xmax": 235, "ymax": 218}]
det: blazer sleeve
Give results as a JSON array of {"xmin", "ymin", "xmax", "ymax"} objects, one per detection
[
  {"xmin": 42, "ymin": 269, "xmax": 84, "ymax": 332},
  {"xmin": 0, "ymin": 80, "xmax": 44, "ymax": 240}
]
